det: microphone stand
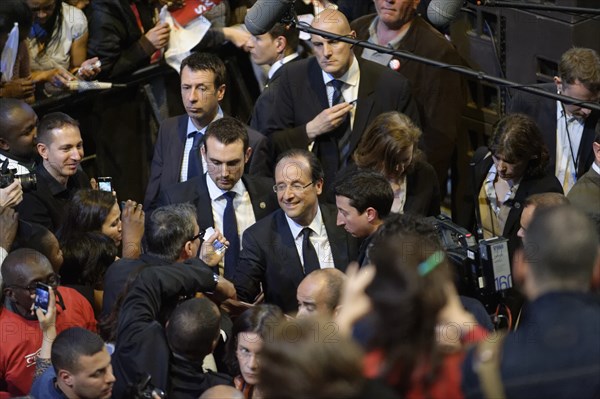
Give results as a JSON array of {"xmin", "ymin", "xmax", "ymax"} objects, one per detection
[
  {"xmin": 478, "ymin": 1, "xmax": 600, "ymax": 15},
  {"xmin": 293, "ymin": 21, "xmax": 600, "ymax": 112}
]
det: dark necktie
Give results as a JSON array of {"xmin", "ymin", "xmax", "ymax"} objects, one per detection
[
  {"xmin": 187, "ymin": 131, "xmax": 204, "ymax": 179},
  {"xmin": 301, "ymin": 227, "xmax": 320, "ymax": 275},
  {"xmin": 331, "ymin": 79, "xmax": 352, "ymax": 166},
  {"xmin": 223, "ymin": 191, "xmax": 239, "ymax": 280}
]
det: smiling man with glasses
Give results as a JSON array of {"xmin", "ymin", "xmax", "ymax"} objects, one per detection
[
  {"xmin": 233, "ymin": 149, "xmax": 358, "ymax": 314},
  {"xmin": 0, "ymin": 248, "xmax": 96, "ymax": 397}
]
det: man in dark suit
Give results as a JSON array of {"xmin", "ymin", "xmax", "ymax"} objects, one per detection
[
  {"xmin": 265, "ymin": 9, "xmax": 419, "ymax": 195},
  {"xmin": 246, "ymin": 22, "xmax": 300, "ymax": 135},
  {"xmin": 144, "ymin": 52, "xmax": 272, "ymax": 212},
  {"xmin": 159, "ymin": 117, "xmax": 278, "ymax": 279},
  {"xmin": 233, "ymin": 149, "xmax": 358, "ymax": 314},
  {"xmin": 508, "ymin": 47, "xmax": 600, "ymax": 194}
]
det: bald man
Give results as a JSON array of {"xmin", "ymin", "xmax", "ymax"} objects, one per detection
[
  {"xmin": 296, "ymin": 268, "xmax": 347, "ymax": 318},
  {"xmin": 266, "ymin": 8, "xmax": 419, "ymax": 195}
]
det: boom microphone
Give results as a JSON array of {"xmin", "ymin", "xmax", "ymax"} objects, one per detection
[
  {"xmin": 427, "ymin": 0, "xmax": 465, "ymax": 27},
  {"xmin": 244, "ymin": 0, "xmax": 294, "ymax": 36}
]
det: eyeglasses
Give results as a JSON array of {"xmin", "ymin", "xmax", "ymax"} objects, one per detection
[
  {"xmin": 189, "ymin": 230, "xmax": 205, "ymax": 242},
  {"xmin": 272, "ymin": 181, "xmax": 314, "ymax": 194},
  {"xmin": 9, "ymin": 273, "xmax": 61, "ymax": 293}
]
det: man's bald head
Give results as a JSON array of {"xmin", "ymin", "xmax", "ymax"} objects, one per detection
[
  {"xmin": 311, "ymin": 9, "xmax": 356, "ymax": 78},
  {"xmin": 199, "ymin": 385, "xmax": 244, "ymax": 399},
  {"xmin": 296, "ymin": 268, "xmax": 347, "ymax": 318}
]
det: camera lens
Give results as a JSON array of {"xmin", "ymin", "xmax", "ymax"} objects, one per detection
[{"xmin": 17, "ymin": 173, "xmax": 37, "ymax": 192}]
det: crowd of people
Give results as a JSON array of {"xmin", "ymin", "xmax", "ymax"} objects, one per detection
[{"xmin": 1, "ymin": 0, "xmax": 599, "ymax": 398}]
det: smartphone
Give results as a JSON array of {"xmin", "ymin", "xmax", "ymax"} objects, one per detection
[
  {"xmin": 34, "ymin": 282, "xmax": 51, "ymax": 314},
  {"xmin": 98, "ymin": 177, "xmax": 113, "ymax": 192}
]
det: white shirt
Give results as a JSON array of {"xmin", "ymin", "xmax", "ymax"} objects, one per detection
[
  {"xmin": 267, "ymin": 52, "xmax": 299, "ymax": 80},
  {"xmin": 555, "ymin": 102, "xmax": 584, "ymax": 194},
  {"xmin": 321, "ymin": 55, "xmax": 360, "ymax": 129},
  {"xmin": 0, "ymin": 153, "xmax": 30, "ymax": 175},
  {"xmin": 180, "ymin": 107, "xmax": 223, "ymax": 182},
  {"xmin": 285, "ymin": 206, "xmax": 335, "ymax": 272},
  {"xmin": 206, "ymin": 175, "xmax": 256, "ymax": 273}
]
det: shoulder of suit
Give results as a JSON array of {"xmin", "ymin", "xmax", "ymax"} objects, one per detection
[
  {"xmin": 244, "ymin": 208, "xmax": 283, "ymax": 235},
  {"xmin": 350, "ymin": 13, "xmax": 375, "ymax": 33}
]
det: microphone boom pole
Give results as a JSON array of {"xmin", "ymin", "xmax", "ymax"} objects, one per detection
[
  {"xmin": 294, "ymin": 21, "xmax": 600, "ymax": 112},
  {"xmin": 480, "ymin": 1, "xmax": 600, "ymax": 15}
]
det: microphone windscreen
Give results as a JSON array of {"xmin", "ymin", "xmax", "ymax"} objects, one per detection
[
  {"xmin": 245, "ymin": 0, "xmax": 294, "ymax": 36},
  {"xmin": 427, "ymin": 0, "xmax": 464, "ymax": 27}
]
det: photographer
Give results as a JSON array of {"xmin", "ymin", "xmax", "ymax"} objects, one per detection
[{"xmin": 111, "ymin": 259, "xmax": 235, "ymax": 398}]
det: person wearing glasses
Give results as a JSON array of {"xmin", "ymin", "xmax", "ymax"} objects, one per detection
[
  {"xmin": 0, "ymin": 248, "xmax": 96, "ymax": 397},
  {"xmin": 234, "ymin": 149, "xmax": 358, "ymax": 314},
  {"xmin": 158, "ymin": 117, "xmax": 278, "ymax": 280}
]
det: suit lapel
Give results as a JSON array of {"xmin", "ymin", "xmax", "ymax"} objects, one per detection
[
  {"xmin": 320, "ymin": 204, "xmax": 349, "ymax": 271},
  {"xmin": 244, "ymin": 176, "xmax": 275, "ymax": 220},
  {"xmin": 174, "ymin": 115, "xmax": 189, "ymax": 178},
  {"xmin": 275, "ymin": 211, "xmax": 306, "ymax": 283},
  {"xmin": 350, "ymin": 60, "xmax": 376, "ymax": 154},
  {"xmin": 195, "ymin": 175, "xmax": 215, "ymax": 230}
]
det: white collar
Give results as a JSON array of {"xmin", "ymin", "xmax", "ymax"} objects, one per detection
[
  {"xmin": 285, "ymin": 205, "xmax": 324, "ymax": 239},
  {"xmin": 206, "ymin": 173, "xmax": 246, "ymax": 201},
  {"xmin": 187, "ymin": 106, "xmax": 224, "ymax": 135},
  {"xmin": 321, "ymin": 54, "xmax": 360, "ymax": 89},
  {"xmin": 268, "ymin": 52, "xmax": 299, "ymax": 79}
]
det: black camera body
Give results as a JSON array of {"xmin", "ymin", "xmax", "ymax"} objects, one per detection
[
  {"xmin": 426, "ymin": 215, "xmax": 512, "ymax": 313},
  {"xmin": 0, "ymin": 159, "xmax": 36, "ymax": 192}
]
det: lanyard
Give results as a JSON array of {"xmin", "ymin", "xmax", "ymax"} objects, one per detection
[{"xmin": 560, "ymin": 103, "xmax": 580, "ymax": 176}]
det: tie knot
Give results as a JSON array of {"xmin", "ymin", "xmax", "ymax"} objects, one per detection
[
  {"xmin": 301, "ymin": 227, "xmax": 312, "ymax": 239},
  {"xmin": 223, "ymin": 191, "xmax": 236, "ymax": 202},
  {"xmin": 331, "ymin": 79, "xmax": 344, "ymax": 92},
  {"xmin": 188, "ymin": 131, "xmax": 204, "ymax": 147}
]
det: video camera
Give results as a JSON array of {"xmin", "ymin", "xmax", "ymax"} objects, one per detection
[
  {"xmin": 425, "ymin": 215, "xmax": 512, "ymax": 313},
  {"xmin": 0, "ymin": 159, "xmax": 36, "ymax": 192}
]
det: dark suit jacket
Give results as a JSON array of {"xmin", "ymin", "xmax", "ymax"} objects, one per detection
[
  {"xmin": 567, "ymin": 166, "xmax": 600, "ymax": 215},
  {"xmin": 404, "ymin": 159, "xmax": 441, "ymax": 217},
  {"xmin": 507, "ymin": 83, "xmax": 599, "ymax": 179},
  {"xmin": 233, "ymin": 204, "xmax": 359, "ymax": 313},
  {"xmin": 157, "ymin": 174, "xmax": 278, "ymax": 232},
  {"xmin": 461, "ymin": 147, "xmax": 563, "ymax": 257},
  {"xmin": 265, "ymin": 57, "xmax": 419, "ymax": 193},
  {"xmin": 144, "ymin": 114, "xmax": 273, "ymax": 211}
]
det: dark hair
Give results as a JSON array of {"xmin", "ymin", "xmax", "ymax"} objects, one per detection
[
  {"xmin": 57, "ymin": 189, "xmax": 116, "ymax": 244},
  {"xmin": 268, "ymin": 23, "xmax": 299, "ymax": 55},
  {"xmin": 60, "ymin": 231, "xmax": 118, "ymax": 289},
  {"xmin": 145, "ymin": 203, "xmax": 196, "ymax": 263},
  {"xmin": 29, "ymin": 0, "xmax": 63, "ymax": 57},
  {"xmin": 0, "ymin": 0, "xmax": 33, "ymax": 41},
  {"xmin": 334, "ymin": 169, "xmax": 393, "ymax": 218},
  {"xmin": 275, "ymin": 149, "xmax": 324, "ymax": 183},
  {"xmin": 366, "ymin": 213, "xmax": 450, "ymax": 395},
  {"xmin": 205, "ymin": 116, "xmax": 249, "ymax": 152},
  {"xmin": 259, "ymin": 317, "xmax": 364, "ymax": 399},
  {"xmin": 559, "ymin": 47, "xmax": 600, "ymax": 94},
  {"xmin": 354, "ymin": 111, "xmax": 422, "ymax": 180},
  {"xmin": 180, "ymin": 52, "xmax": 226, "ymax": 88},
  {"xmin": 52, "ymin": 327, "xmax": 105, "ymax": 374},
  {"xmin": 37, "ymin": 112, "xmax": 79, "ymax": 145},
  {"xmin": 523, "ymin": 192, "xmax": 569, "ymax": 210},
  {"xmin": 524, "ymin": 205, "xmax": 599, "ymax": 289},
  {"xmin": 488, "ymin": 113, "xmax": 549, "ymax": 178},
  {"xmin": 166, "ymin": 297, "xmax": 221, "ymax": 361},
  {"xmin": 225, "ymin": 305, "xmax": 284, "ymax": 376}
]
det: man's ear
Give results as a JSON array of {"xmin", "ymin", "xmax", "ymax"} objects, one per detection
[
  {"xmin": 244, "ymin": 147, "xmax": 253, "ymax": 165},
  {"xmin": 217, "ymin": 84, "xmax": 226, "ymax": 102},
  {"xmin": 3, "ymin": 286, "xmax": 16, "ymax": 303},
  {"xmin": 37, "ymin": 143, "xmax": 48, "ymax": 160},
  {"xmin": 0, "ymin": 137, "xmax": 10, "ymax": 151},
  {"xmin": 333, "ymin": 304, "xmax": 342, "ymax": 318},
  {"xmin": 554, "ymin": 76, "xmax": 563, "ymax": 93},
  {"xmin": 275, "ymin": 36, "xmax": 287, "ymax": 54},
  {"xmin": 58, "ymin": 369, "xmax": 74, "ymax": 387},
  {"xmin": 364, "ymin": 207, "xmax": 378, "ymax": 224},
  {"xmin": 180, "ymin": 240, "xmax": 194, "ymax": 260}
]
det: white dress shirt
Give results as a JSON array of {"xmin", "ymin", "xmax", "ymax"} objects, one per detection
[
  {"xmin": 180, "ymin": 107, "xmax": 224, "ymax": 182},
  {"xmin": 285, "ymin": 206, "xmax": 335, "ymax": 271},
  {"xmin": 555, "ymin": 102, "xmax": 584, "ymax": 194}
]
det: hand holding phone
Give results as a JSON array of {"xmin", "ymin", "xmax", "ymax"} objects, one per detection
[
  {"xmin": 34, "ymin": 282, "xmax": 51, "ymax": 314},
  {"xmin": 97, "ymin": 177, "xmax": 113, "ymax": 192}
]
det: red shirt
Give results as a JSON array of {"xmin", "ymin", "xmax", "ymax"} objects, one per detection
[{"xmin": 0, "ymin": 286, "xmax": 96, "ymax": 398}]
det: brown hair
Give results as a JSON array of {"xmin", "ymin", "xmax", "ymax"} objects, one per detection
[
  {"xmin": 353, "ymin": 111, "xmax": 422, "ymax": 180},
  {"xmin": 559, "ymin": 47, "xmax": 600, "ymax": 94},
  {"xmin": 488, "ymin": 114, "xmax": 549, "ymax": 178}
]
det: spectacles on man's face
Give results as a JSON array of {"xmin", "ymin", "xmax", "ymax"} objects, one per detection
[
  {"xmin": 189, "ymin": 230, "xmax": 206, "ymax": 242},
  {"xmin": 272, "ymin": 181, "xmax": 314, "ymax": 194},
  {"xmin": 9, "ymin": 273, "xmax": 61, "ymax": 293}
]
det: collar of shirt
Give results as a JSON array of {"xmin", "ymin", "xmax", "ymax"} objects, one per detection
[
  {"xmin": 268, "ymin": 52, "xmax": 299, "ymax": 80},
  {"xmin": 206, "ymin": 174, "xmax": 247, "ymax": 202},
  {"xmin": 485, "ymin": 163, "xmax": 520, "ymax": 189},
  {"xmin": 321, "ymin": 54, "xmax": 360, "ymax": 90},
  {"xmin": 592, "ymin": 162, "xmax": 600, "ymax": 176},
  {"xmin": 187, "ymin": 106, "xmax": 224, "ymax": 136},
  {"xmin": 37, "ymin": 163, "xmax": 76, "ymax": 196},
  {"xmin": 556, "ymin": 101, "xmax": 584, "ymax": 126},
  {"xmin": 367, "ymin": 16, "xmax": 406, "ymax": 48},
  {"xmin": 285, "ymin": 205, "xmax": 325, "ymax": 240}
]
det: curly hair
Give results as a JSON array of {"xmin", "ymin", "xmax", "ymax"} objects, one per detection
[{"xmin": 488, "ymin": 113, "xmax": 550, "ymax": 179}]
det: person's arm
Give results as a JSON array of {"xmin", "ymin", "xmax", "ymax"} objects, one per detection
[
  {"xmin": 0, "ymin": 181, "xmax": 23, "ymax": 208},
  {"xmin": 34, "ymin": 287, "xmax": 57, "ymax": 380},
  {"xmin": 120, "ymin": 200, "xmax": 145, "ymax": 259},
  {"xmin": 233, "ymin": 229, "xmax": 265, "ymax": 303},
  {"xmin": 0, "ymin": 206, "xmax": 18, "ymax": 256}
]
